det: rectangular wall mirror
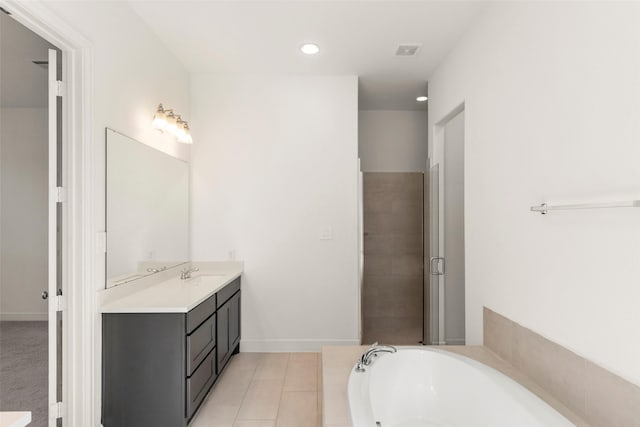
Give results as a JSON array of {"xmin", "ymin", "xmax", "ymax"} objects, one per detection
[{"xmin": 105, "ymin": 128, "xmax": 189, "ymax": 288}]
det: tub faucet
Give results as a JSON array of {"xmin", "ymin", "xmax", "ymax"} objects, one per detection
[
  {"xmin": 355, "ymin": 342, "xmax": 397, "ymax": 372},
  {"xmin": 180, "ymin": 266, "xmax": 199, "ymax": 280}
]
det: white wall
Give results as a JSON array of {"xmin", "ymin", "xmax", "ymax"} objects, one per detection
[
  {"xmin": 428, "ymin": 2, "xmax": 640, "ymax": 385},
  {"xmin": 191, "ymin": 74, "xmax": 360, "ymax": 351},
  {"xmin": 42, "ymin": 0, "xmax": 191, "ymax": 286},
  {"xmin": 33, "ymin": 3, "xmax": 192, "ymax": 425},
  {"xmin": 359, "ymin": 110, "xmax": 427, "ymax": 172},
  {"xmin": 44, "ymin": 2, "xmax": 191, "ymax": 165},
  {"xmin": 0, "ymin": 108, "xmax": 48, "ymax": 320}
]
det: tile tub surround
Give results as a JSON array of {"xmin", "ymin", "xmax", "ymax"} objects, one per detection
[
  {"xmin": 189, "ymin": 352, "xmax": 321, "ymax": 427},
  {"xmin": 484, "ymin": 307, "xmax": 640, "ymax": 427},
  {"xmin": 321, "ymin": 345, "xmax": 589, "ymax": 427},
  {"xmin": 322, "ymin": 346, "xmax": 366, "ymax": 427}
]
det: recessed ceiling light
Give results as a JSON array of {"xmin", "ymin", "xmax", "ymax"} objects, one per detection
[
  {"xmin": 300, "ymin": 43, "xmax": 320, "ymax": 55},
  {"xmin": 416, "ymin": 96, "xmax": 428, "ymax": 102}
]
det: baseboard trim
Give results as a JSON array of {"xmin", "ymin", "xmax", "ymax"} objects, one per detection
[
  {"xmin": 0, "ymin": 312, "xmax": 48, "ymax": 321},
  {"xmin": 445, "ymin": 338, "xmax": 466, "ymax": 345},
  {"xmin": 240, "ymin": 339, "xmax": 360, "ymax": 352}
]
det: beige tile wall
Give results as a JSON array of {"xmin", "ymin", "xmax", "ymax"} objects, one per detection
[
  {"xmin": 362, "ymin": 172, "xmax": 423, "ymax": 345},
  {"xmin": 484, "ymin": 307, "xmax": 640, "ymax": 427}
]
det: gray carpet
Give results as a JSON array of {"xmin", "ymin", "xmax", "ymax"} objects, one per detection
[{"xmin": 0, "ymin": 321, "xmax": 48, "ymax": 427}]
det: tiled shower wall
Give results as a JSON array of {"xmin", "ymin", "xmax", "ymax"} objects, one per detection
[
  {"xmin": 362, "ymin": 173, "xmax": 423, "ymax": 345},
  {"xmin": 484, "ymin": 307, "xmax": 640, "ymax": 426}
]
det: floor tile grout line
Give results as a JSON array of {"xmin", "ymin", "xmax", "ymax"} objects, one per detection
[
  {"xmin": 197, "ymin": 353, "xmax": 321, "ymax": 426},
  {"xmin": 236, "ymin": 352, "xmax": 290, "ymax": 424},
  {"xmin": 273, "ymin": 352, "xmax": 292, "ymax": 426},
  {"xmin": 317, "ymin": 352, "xmax": 322, "ymax": 427},
  {"xmin": 231, "ymin": 354, "xmax": 264, "ymax": 425}
]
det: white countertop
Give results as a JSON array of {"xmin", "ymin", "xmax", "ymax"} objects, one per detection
[
  {"xmin": 0, "ymin": 412, "xmax": 31, "ymax": 427},
  {"xmin": 100, "ymin": 263, "xmax": 243, "ymax": 313}
]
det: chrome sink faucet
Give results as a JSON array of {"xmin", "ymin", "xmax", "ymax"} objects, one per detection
[
  {"xmin": 180, "ymin": 266, "xmax": 199, "ymax": 280},
  {"xmin": 355, "ymin": 342, "xmax": 397, "ymax": 372}
]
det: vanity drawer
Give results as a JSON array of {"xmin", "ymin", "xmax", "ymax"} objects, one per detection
[
  {"xmin": 187, "ymin": 294, "xmax": 216, "ymax": 333},
  {"xmin": 186, "ymin": 349, "xmax": 216, "ymax": 418},
  {"xmin": 216, "ymin": 277, "xmax": 241, "ymax": 308},
  {"xmin": 187, "ymin": 314, "xmax": 216, "ymax": 376}
]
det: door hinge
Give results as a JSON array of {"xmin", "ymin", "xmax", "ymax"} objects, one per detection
[
  {"xmin": 50, "ymin": 401, "xmax": 63, "ymax": 419},
  {"xmin": 55, "ymin": 186, "xmax": 66, "ymax": 203},
  {"xmin": 55, "ymin": 294, "xmax": 65, "ymax": 312},
  {"xmin": 56, "ymin": 80, "xmax": 64, "ymax": 97}
]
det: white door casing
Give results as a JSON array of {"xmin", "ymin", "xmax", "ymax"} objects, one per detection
[
  {"xmin": 3, "ymin": 1, "xmax": 96, "ymax": 424},
  {"xmin": 47, "ymin": 47, "xmax": 62, "ymax": 426}
]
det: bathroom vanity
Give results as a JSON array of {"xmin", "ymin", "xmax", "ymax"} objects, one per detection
[
  {"xmin": 100, "ymin": 264, "xmax": 242, "ymax": 427},
  {"xmin": 101, "ymin": 129, "xmax": 240, "ymax": 426}
]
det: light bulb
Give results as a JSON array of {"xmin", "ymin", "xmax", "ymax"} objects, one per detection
[
  {"xmin": 175, "ymin": 118, "xmax": 187, "ymax": 140},
  {"xmin": 300, "ymin": 43, "xmax": 320, "ymax": 55},
  {"xmin": 178, "ymin": 123, "xmax": 193, "ymax": 144},
  {"xmin": 152, "ymin": 104, "xmax": 167, "ymax": 130},
  {"xmin": 165, "ymin": 112, "xmax": 178, "ymax": 134}
]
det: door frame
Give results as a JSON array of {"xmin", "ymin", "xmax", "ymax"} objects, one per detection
[
  {"xmin": 1, "ymin": 1, "xmax": 97, "ymax": 426},
  {"xmin": 430, "ymin": 102, "xmax": 465, "ymax": 345}
]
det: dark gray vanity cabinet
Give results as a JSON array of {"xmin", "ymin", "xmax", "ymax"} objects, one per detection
[
  {"xmin": 102, "ymin": 277, "xmax": 241, "ymax": 427},
  {"xmin": 217, "ymin": 288, "xmax": 241, "ymax": 370}
]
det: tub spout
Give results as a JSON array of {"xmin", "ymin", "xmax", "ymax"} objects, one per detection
[{"xmin": 355, "ymin": 342, "xmax": 397, "ymax": 372}]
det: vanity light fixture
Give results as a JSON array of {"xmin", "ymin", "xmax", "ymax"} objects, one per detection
[
  {"xmin": 165, "ymin": 111, "xmax": 178, "ymax": 134},
  {"xmin": 152, "ymin": 104, "xmax": 168, "ymax": 130},
  {"xmin": 416, "ymin": 96, "xmax": 428, "ymax": 102},
  {"xmin": 178, "ymin": 122, "xmax": 193, "ymax": 144},
  {"xmin": 152, "ymin": 103, "xmax": 193, "ymax": 144},
  {"xmin": 175, "ymin": 117, "xmax": 187, "ymax": 140},
  {"xmin": 300, "ymin": 43, "xmax": 320, "ymax": 55}
]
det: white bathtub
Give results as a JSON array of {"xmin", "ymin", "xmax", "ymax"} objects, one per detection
[{"xmin": 348, "ymin": 348, "xmax": 574, "ymax": 427}]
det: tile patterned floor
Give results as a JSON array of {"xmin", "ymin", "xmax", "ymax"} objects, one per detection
[{"xmin": 190, "ymin": 353, "xmax": 321, "ymax": 427}]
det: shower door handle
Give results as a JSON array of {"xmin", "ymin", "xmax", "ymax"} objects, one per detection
[{"xmin": 429, "ymin": 257, "xmax": 445, "ymax": 275}]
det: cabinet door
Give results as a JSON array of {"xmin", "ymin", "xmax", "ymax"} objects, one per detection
[
  {"xmin": 217, "ymin": 303, "xmax": 229, "ymax": 371},
  {"xmin": 102, "ymin": 313, "xmax": 186, "ymax": 427},
  {"xmin": 229, "ymin": 292, "xmax": 241, "ymax": 350}
]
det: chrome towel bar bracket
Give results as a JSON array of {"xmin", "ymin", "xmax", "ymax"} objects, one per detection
[{"xmin": 530, "ymin": 200, "xmax": 640, "ymax": 215}]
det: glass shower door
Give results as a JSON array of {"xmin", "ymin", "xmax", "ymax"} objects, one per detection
[{"xmin": 429, "ymin": 164, "xmax": 442, "ymax": 344}]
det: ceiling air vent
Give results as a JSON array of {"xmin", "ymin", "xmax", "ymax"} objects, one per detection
[{"xmin": 395, "ymin": 44, "xmax": 422, "ymax": 57}]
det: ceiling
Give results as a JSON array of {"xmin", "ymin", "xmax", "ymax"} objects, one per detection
[
  {"xmin": 129, "ymin": 1, "xmax": 486, "ymax": 78},
  {"xmin": 1, "ymin": 12, "xmax": 56, "ymax": 108},
  {"xmin": 359, "ymin": 77, "xmax": 427, "ymax": 111},
  {"xmin": 1, "ymin": 2, "xmax": 485, "ymax": 110},
  {"xmin": 129, "ymin": 1, "xmax": 485, "ymax": 110}
]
